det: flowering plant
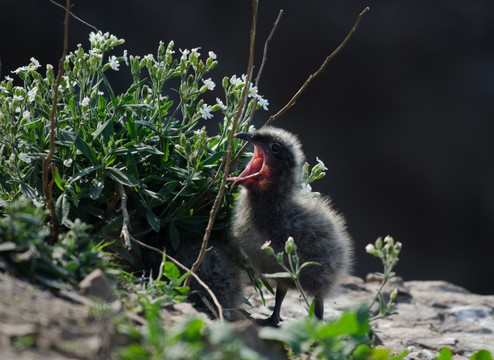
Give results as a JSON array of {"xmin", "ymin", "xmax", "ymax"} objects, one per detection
[{"xmin": 0, "ymin": 31, "xmax": 270, "ymax": 255}]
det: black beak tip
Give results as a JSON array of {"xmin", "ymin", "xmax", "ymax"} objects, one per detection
[{"xmin": 235, "ymin": 132, "xmax": 253, "ymax": 141}]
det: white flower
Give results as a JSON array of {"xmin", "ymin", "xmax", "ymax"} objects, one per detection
[
  {"xmin": 143, "ymin": 53, "xmax": 154, "ymax": 62},
  {"xmin": 89, "ymin": 31, "xmax": 104, "ymax": 45},
  {"xmin": 248, "ymin": 124, "xmax": 256, "ymax": 133},
  {"xmin": 316, "ymin": 156, "xmax": 328, "ymax": 171},
  {"xmin": 208, "ymin": 51, "xmax": 217, "ymax": 60},
  {"xmin": 4, "ymin": 76, "xmax": 13, "ymax": 82},
  {"xmin": 13, "ymin": 94, "xmax": 24, "ymax": 102},
  {"xmin": 203, "ymin": 78, "xmax": 215, "ymax": 91},
  {"xmin": 216, "ymin": 98, "xmax": 227, "ymax": 110},
  {"xmin": 46, "ymin": 64, "xmax": 53, "ymax": 70},
  {"xmin": 32, "ymin": 199, "xmax": 45, "ymax": 208},
  {"xmin": 179, "ymin": 48, "xmax": 190, "ymax": 60},
  {"xmin": 81, "ymin": 97, "xmax": 90, "ymax": 107},
  {"xmin": 89, "ymin": 48, "xmax": 103, "ymax": 58},
  {"xmin": 199, "ymin": 104, "xmax": 213, "ymax": 120},
  {"xmin": 248, "ymin": 85, "xmax": 258, "ymax": 98},
  {"xmin": 230, "ymin": 74, "xmax": 243, "ymax": 87},
  {"xmin": 28, "ymin": 58, "xmax": 41, "ymax": 71},
  {"xmin": 257, "ymin": 97, "xmax": 269, "ymax": 111},
  {"xmin": 18, "ymin": 152, "xmax": 31, "ymax": 163},
  {"xmin": 22, "ymin": 110, "xmax": 30, "ymax": 120},
  {"xmin": 12, "ymin": 66, "xmax": 28, "ymax": 74},
  {"xmin": 108, "ymin": 55, "xmax": 120, "ymax": 71},
  {"xmin": 191, "ymin": 47, "xmax": 201, "ymax": 57},
  {"xmin": 123, "ymin": 50, "xmax": 128, "ymax": 65},
  {"xmin": 27, "ymin": 87, "xmax": 37, "ymax": 102}
]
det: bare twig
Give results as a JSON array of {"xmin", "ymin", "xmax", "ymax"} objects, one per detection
[
  {"xmin": 49, "ymin": 0, "xmax": 99, "ymax": 31},
  {"xmin": 185, "ymin": 0, "xmax": 259, "ymax": 287},
  {"xmin": 230, "ymin": 9, "xmax": 285, "ymax": 166},
  {"xmin": 255, "ymin": 9, "xmax": 284, "ymax": 87},
  {"xmin": 130, "ymin": 237, "xmax": 224, "ymax": 321},
  {"xmin": 117, "ymin": 183, "xmax": 133, "ymax": 249},
  {"xmin": 231, "ymin": 7, "xmax": 369, "ymax": 169},
  {"xmin": 42, "ymin": 0, "xmax": 73, "ymax": 243},
  {"xmin": 264, "ymin": 6, "xmax": 369, "ymax": 127}
]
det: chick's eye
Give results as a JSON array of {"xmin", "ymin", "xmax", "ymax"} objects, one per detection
[{"xmin": 270, "ymin": 143, "xmax": 281, "ymax": 153}]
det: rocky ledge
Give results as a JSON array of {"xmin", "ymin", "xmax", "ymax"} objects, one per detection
[
  {"xmin": 245, "ymin": 275, "xmax": 494, "ymax": 358},
  {"xmin": 0, "ymin": 271, "xmax": 492, "ymax": 359}
]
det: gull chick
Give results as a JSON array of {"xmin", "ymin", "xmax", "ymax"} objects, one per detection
[{"xmin": 229, "ymin": 126, "xmax": 352, "ymax": 326}]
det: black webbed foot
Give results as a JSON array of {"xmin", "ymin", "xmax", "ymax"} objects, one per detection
[{"xmin": 255, "ymin": 315, "xmax": 283, "ymax": 327}]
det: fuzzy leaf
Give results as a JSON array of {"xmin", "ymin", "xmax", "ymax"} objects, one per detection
[
  {"xmin": 262, "ymin": 272, "xmax": 292, "ymax": 279},
  {"xmin": 169, "ymin": 222, "xmax": 180, "ymax": 250},
  {"xmin": 105, "ymin": 167, "xmax": 139, "ymax": 186},
  {"xmin": 89, "ymin": 178, "xmax": 104, "ymax": 200},
  {"xmin": 146, "ymin": 209, "xmax": 160, "ymax": 233},
  {"xmin": 74, "ymin": 136, "xmax": 98, "ymax": 163}
]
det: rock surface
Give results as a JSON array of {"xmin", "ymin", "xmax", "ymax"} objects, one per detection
[
  {"xmin": 1, "ymin": 271, "xmax": 493, "ymax": 359},
  {"xmin": 244, "ymin": 275, "xmax": 494, "ymax": 358}
]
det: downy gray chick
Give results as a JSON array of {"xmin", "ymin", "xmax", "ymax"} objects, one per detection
[{"xmin": 229, "ymin": 126, "xmax": 352, "ymax": 326}]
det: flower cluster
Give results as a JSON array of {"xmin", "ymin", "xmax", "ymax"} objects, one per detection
[{"xmin": 300, "ymin": 157, "xmax": 329, "ymax": 196}]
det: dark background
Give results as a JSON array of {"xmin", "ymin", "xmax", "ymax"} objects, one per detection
[{"xmin": 2, "ymin": 1, "xmax": 493, "ymax": 294}]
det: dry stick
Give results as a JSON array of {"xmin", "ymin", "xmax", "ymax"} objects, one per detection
[
  {"xmin": 42, "ymin": 0, "xmax": 72, "ymax": 243},
  {"xmin": 117, "ymin": 184, "xmax": 133, "ymax": 249},
  {"xmin": 184, "ymin": 0, "xmax": 259, "ymax": 288},
  {"xmin": 255, "ymin": 9, "xmax": 284, "ymax": 88},
  {"xmin": 49, "ymin": 0, "xmax": 99, "ymax": 31},
  {"xmin": 265, "ymin": 6, "xmax": 370, "ymax": 127},
  {"xmin": 231, "ymin": 7, "xmax": 369, "ymax": 169},
  {"xmin": 232, "ymin": 9, "xmax": 284, "ymax": 167},
  {"xmin": 130, "ymin": 237, "xmax": 224, "ymax": 321}
]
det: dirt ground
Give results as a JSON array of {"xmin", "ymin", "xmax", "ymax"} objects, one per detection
[{"xmin": 0, "ymin": 272, "xmax": 118, "ymax": 360}]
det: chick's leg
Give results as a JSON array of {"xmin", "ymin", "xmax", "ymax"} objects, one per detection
[
  {"xmin": 314, "ymin": 295, "xmax": 324, "ymax": 320},
  {"xmin": 257, "ymin": 285, "xmax": 287, "ymax": 327}
]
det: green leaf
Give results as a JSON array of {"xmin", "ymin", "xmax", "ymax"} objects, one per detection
[
  {"xmin": 390, "ymin": 348, "xmax": 410, "ymax": 360},
  {"xmin": 169, "ymin": 222, "xmax": 180, "ymax": 250},
  {"xmin": 100, "ymin": 71, "xmax": 116, "ymax": 108},
  {"xmin": 113, "ymin": 143, "xmax": 164, "ymax": 155},
  {"xmin": 19, "ymin": 183, "xmax": 37, "ymax": 199},
  {"xmin": 436, "ymin": 348, "xmax": 453, "ymax": 360},
  {"xmin": 68, "ymin": 165, "xmax": 103, "ymax": 184},
  {"xmin": 262, "ymin": 272, "xmax": 293, "ymax": 279},
  {"xmin": 164, "ymin": 261, "xmax": 180, "ymax": 280},
  {"xmin": 89, "ymin": 178, "xmax": 104, "ymax": 200},
  {"xmin": 299, "ymin": 261, "xmax": 321, "ymax": 270},
  {"xmin": 74, "ymin": 136, "xmax": 98, "ymax": 163},
  {"xmin": 135, "ymin": 120, "xmax": 157, "ymax": 132},
  {"xmin": 92, "ymin": 119, "xmax": 113, "ymax": 138},
  {"xmin": 202, "ymin": 151, "xmax": 226, "ymax": 165},
  {"xmin": 105, "ymin": 167, "xmax": 139, "ymax": 186},
  {"xmin": 53, "ymin": 167, "xmax": 64, "ymax": 190},
  {"xmin": 471, "ymin": 350, "xmax": 493, "ymax": 360},
  {"xmin": 55, "ymin": 194, "xmax": 70, "ymax": 225},
  {"xmin": 146, "ymin": 209, "xmax": 160, "ymax": 233}
]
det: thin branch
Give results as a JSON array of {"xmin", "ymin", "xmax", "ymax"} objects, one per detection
[
  {"xmin": 255, "ymin": 9, "xmax": 284, "ymax": 87},
  {"xmin": 264, "ymin": 6, "xmax": 369, "ymax": 127},
  {"xmin": 230, "ymin": 7, "xmax": 369, "ymax": 169},
  {"xmin": 42, "ymin": 0, "xmax": 72, "ymax": 243},
  {"xmin": 117, "ymin": 184, "xmax": 133, "ymax": 249},
  {"xmin": 49, "ymin": 0, "xmax": 99, "ymax": 31},
  {"xmin": 185, "ymin": 0, "xmax": 259, "ymax": 287},
  {"xmin": 130, "ymin": 237, "xmax": 224, "ymax": 321}
]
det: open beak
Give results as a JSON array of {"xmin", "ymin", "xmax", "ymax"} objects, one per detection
[{"xmin": 227, "ymin": 133, "xmax": 266, "ymax": 185}]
